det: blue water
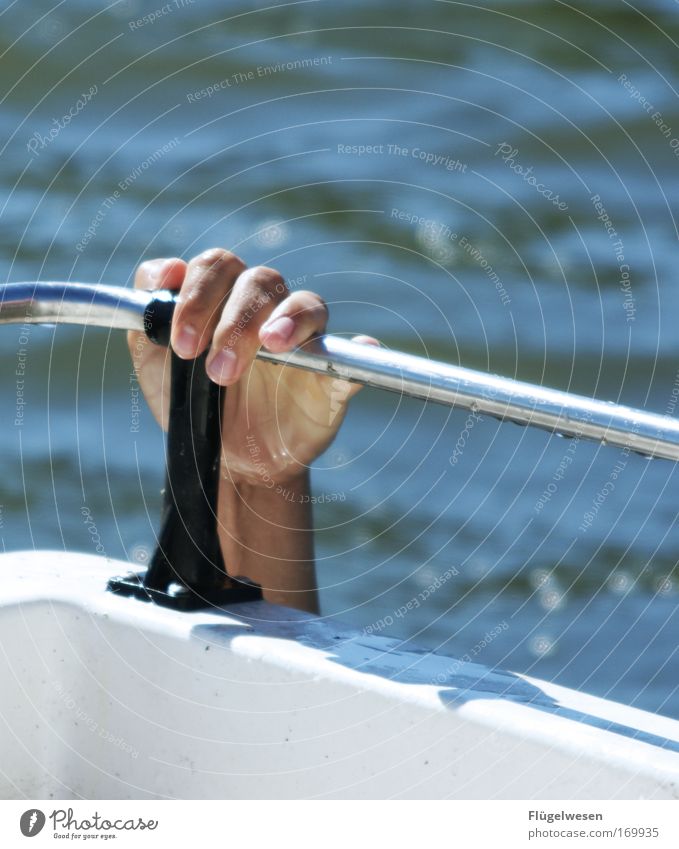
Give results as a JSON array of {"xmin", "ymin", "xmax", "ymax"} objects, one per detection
[{"xmin": 1, "ymin": 0, "xmax": 678, "ymax": 718}]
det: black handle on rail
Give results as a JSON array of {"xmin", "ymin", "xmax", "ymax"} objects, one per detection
[
  {"xmin": 143, "ymin": 351, "xmax": 227, "ymax": 595},
  {"xmin": 107, "ymin": 291, "xmax": 262, "ymax": 609}
]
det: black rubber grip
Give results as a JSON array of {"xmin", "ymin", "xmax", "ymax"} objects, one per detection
[
  {"xmin": 144, "ymin": 350, "xmax": 227, "ymax": 594},
  {"xmin": 142, "ymin": 289, "xmax": 177, "ymax": 347}
]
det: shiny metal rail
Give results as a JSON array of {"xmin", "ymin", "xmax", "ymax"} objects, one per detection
[
  {"xmin": 0, "ymin": 281, "xmax": 152, "ymax": 330},
  {"xmin": 2, "ymin": 281, "xmax": 679, "ymax": 462}
]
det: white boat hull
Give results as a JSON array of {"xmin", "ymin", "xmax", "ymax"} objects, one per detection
[{"xmin": 1, "ymin": 551, "xmax": 678, "ymax": 799}]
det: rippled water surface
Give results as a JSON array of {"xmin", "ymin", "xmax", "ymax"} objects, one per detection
[{"xmin": 1, "ymin": 1, "xmax": 678, "ymax": 718}]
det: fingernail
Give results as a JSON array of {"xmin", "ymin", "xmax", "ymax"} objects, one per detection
[
  {"xmin": 261, "ymin": 316, "xmax": 294, "ymax": 344},
  {"xmin": 207, "ymin": 348, "xmax": 238, "ymax": 384},
  {"xmin": 173, "ymin": 324, "xmax": 198, "ymax": 358}
]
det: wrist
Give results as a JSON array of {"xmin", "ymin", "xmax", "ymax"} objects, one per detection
[
  {"xmin": 217, "ymin": 469, "xmax": 318, "ymax": 613},
  {"xmin": 223, "ymin": 468, "xmax": 311, "ymax": 502}
]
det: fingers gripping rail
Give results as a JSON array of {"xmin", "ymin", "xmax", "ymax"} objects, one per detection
[{"xmin": 1, "ymin": 281, "xmax": 679, "ymax": 607}]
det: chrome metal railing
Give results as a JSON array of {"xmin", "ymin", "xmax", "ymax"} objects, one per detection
[{"xmin": 2, "ymin": 281, "xmax": 679, "ymax": 462}]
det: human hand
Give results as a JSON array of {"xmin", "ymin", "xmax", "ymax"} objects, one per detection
[{"xmin": 128, "ymin": 248, "xmax": 377, "ymax": 487}]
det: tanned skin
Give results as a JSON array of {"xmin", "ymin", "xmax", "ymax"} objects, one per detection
[{"xmin": 129, "ymin": 249, "xmax": 377, "ymax": 612}]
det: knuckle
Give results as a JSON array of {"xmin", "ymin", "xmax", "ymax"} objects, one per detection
[
  {"xmin": 245, "ymin": 265, "xmax": 287, "ymax": 295},
  {"xmin": 135, "ymin": 258, "xmax": 162, "ymax": 286},
  {"xmin": 194, "ymin": 247, "xmax": 244, "ymax": 273},
  {"xmin": 216, "ymin": 300, "xmax": 265, "ymax": 344},
  {"xmin": 213, "ymin": 318, "xmax": 250, "ymax": 352},
  {"xmin": 138, "ymin": 259, "xmax": 158, "ymax": 273},
  {"xmin": 294, "ymin": 290, "xmax": 327, "ymax": 315},
  {"xmin": 179, "ymin": 250, "xmax": 246, "ymax": 314}
]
